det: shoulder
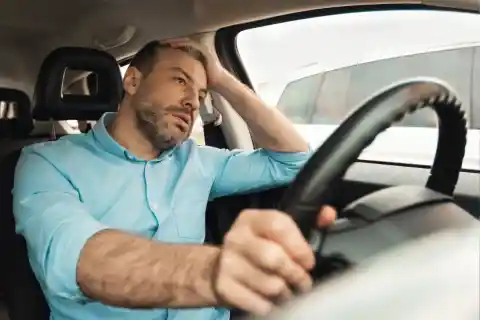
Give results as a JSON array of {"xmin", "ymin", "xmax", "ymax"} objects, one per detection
[
  {"xmin": 172, "ymin": 139, "xmax": 233, "ymax": 175},
  {"xmin": 20, "ymin": 133, "xmax": 94, "ymax": 170},
  {"xmin": 175, "ymin": 139, "xmax": 224, "ymax": 157},
  {"xmin": 179, "ymin": 139, "xmax": 243, "ymax": 162}
]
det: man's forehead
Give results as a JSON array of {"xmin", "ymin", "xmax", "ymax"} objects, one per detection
[
  {"xmin": 155, "ymin": 48, "xmax": 201, "ymax": 68},
  {"xmin": 154, "ymin": 49, "xmax": 207, "ymax": 83}
]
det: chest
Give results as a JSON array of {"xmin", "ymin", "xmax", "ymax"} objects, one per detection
[{"xmin": 64, "ymin": 155, "xmax": 213, "ymax": 242}]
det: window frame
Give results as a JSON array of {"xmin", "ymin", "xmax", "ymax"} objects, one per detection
[{"xmin": 215, "ymin": 2, "xmax": 479, "ymax": 171}]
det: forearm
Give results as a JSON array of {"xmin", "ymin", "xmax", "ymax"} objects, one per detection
[
  {"xmin": 77, "ymin": 229, "xmax": 221, "ymax": 308},
  {"xmin": 212, "ymin": 71, "xmax": 309, "ymax": 152}
]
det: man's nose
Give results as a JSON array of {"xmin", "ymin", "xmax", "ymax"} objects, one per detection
[{"xmin": 182, "ymin": 90, "xmax": 200, "ymax": 111}]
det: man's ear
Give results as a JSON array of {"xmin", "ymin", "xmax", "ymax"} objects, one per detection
[{"xmin": 123, "ymin": 67, "xmax": 142, "ymax": 96}]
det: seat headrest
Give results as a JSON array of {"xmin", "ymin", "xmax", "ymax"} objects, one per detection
[
  {"xmin": 33, "ymin": 47, "xmax": 123, "ymax": 121},
  {"xmin": 0, "ymin": 88, "xmax": 33, "ymax": 138}
]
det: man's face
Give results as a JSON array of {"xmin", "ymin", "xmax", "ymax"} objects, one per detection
[{"xmin": 125, "ymin": 48, "xmax": 208, "ymax": 151}]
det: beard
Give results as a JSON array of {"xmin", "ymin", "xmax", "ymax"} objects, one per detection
[{"xmin": 134, "ymin": 105, "xmax": 192, "ymax": 153}]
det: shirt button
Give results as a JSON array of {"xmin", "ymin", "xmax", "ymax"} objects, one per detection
[{"xmin": 150, "ymin": 202, "xmax": 158, "ymax": 210}]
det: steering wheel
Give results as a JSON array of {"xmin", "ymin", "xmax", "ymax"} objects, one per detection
[{"xmin": 247, "ymin": 78, "xmax": 479, "ymax": 318}]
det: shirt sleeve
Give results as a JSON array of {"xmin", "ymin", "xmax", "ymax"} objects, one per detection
[
  {"xmin": 200, "ymin": 146, "xmax": 312, "ymax": 200},
  {"xmin": 12, "ymin": 149, "xmax": 109, "ymax": 301}
]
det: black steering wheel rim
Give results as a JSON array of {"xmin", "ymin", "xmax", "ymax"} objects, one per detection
[{"xmin": 278, "ymin": 77, "xmax": 468, "ymax": 243}]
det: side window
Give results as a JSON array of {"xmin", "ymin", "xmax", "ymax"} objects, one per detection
[
  {"xmin": 472, "ymin": 47, "xmax": 480, "ymax": 130},
  {"xmin": 236, "ymin": 9, "xmax": 480, "ymax": 170},
  {"xmin": 347, "ymin": 48, "xmax": 473, "ymax": 128},
  {"xmin": 119, "ymin": 63, "xmax": 206, "ymax": 145},
  {"xmin": 277, "ymin": 73, "xmax": 324, "ymax": 124},
  {"xmin": 276, "ymin": 48, "xmax": 473, "ymax": 128},
  {"xmin": 312, "ymin": 68, "xmax": 351, "ymax": 125}
]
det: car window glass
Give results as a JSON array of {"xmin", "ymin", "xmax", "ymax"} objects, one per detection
[
  {"xmin": 347, "ymin": 48, "xmax": 473, "ymax": 128},
  {"xmin": 236, "ymin": 9, "xmax": 480, "ymax": 170},
  {"xmin": 277, "ymin": 74, "xmax": 324, "ymax": 124},
  {"xmin": 312, "ymin": 68, "xmax": 351, "ymax": 125},
  {"xmin": 471, "ymin": 48, "xmax": 480, "ymax": 129}
]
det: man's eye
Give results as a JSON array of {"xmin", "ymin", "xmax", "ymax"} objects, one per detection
[{"xmin": 174, "ymin": 77, "xmax": 186, "ymax": 85}]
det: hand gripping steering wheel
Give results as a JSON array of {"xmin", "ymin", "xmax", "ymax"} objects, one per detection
[{"xmin": 247, "ymin": 78, "xmax": 480, "ymax": 318}]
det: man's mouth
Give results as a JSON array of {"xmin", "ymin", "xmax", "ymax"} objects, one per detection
[{"xmin": 172, "ymin": 113, "xmax": 191, "ymax": 130}]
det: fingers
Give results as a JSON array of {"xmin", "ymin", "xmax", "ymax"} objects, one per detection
[
  {"xmin": 216, "ymin": 206, "xmax": 337, "ymax": 315},
  {"xmin": 317, "ymin": 205, "xmax": 337, "ymax": 227},
  {"xmin": 224, "ymin": 229, "xmax": 313, "ymax": 293},
  {"xmin": 215, "ymin": 275, "xmax": 273, "ymax": 316},
  {"xmin": 219, "ymin": 250, "xmax": 293, "ymax": 302},
  {"xmin": 238, "ymin": 209, "xmax": 315, "ymax": 270}
]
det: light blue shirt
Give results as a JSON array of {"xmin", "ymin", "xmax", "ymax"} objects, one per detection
[{"xmin": 12, "ymin": 112, "xmax": 311, "ymax": 320}]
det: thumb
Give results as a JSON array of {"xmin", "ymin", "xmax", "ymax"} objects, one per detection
[{"xmin": 317, "ymin": 206, "xmax": 337, "ymax": 227}]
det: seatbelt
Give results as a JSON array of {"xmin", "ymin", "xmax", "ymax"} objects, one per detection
[
  {"xmin": 200, "ymin": 95, "xmax": 228, "ymax": 149},
  {"xmin": 49, "ymin": 119, "xmax": 56, "ymax": 141}
]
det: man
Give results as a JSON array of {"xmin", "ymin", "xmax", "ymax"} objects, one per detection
[{"xmin": 13, "ymin": 38, "xmax": 335, "ymax": 320}]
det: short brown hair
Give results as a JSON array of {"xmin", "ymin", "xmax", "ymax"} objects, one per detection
[{"xmin": 129, "ymin": 40, "xmax": 208, "ymax": 76}]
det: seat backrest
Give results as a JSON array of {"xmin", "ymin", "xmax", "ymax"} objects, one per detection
[
  {"xmin": 0, "ymin": 88, "xmax": 50, "ymax": 320},
  {"xmin": 33, "ymin": 47, "xmax": 122, "ymax": 121},
  {"xmin": 1, "ymin": 47, "xmax": 123, "ymax": 320},
  {"xmin": 0, "ymin": 151, "xmax": 50, "ymax": 320}
]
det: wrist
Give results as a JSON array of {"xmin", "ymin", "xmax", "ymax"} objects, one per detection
[
  {"xmin": 209, "ymin": 69, "xmax": 233, "ymax": 93},
  {"xmin": 193, "ymin": 246, "xmax": 223, "ymax": 306}
]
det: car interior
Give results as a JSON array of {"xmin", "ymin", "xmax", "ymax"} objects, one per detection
[{"xmin": 0, "ymin": 0, "xmax": 479, "ymax": 319}]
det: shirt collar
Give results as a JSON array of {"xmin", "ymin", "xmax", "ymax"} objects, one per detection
[{"xmin": 91, "ymin": 112, "xmax": 176, "ymax": 163}]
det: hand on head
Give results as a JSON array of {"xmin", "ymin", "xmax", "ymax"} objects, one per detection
[{"xmin": 160, "ymin": 38, "xmax": 227, "ymax": 89}]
